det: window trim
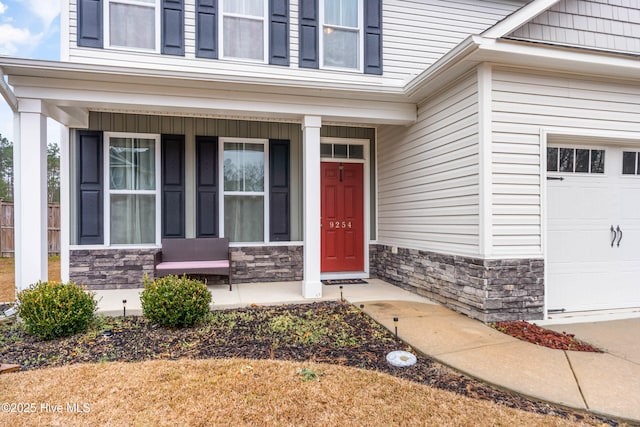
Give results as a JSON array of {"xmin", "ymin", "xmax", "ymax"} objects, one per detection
[
  {"xmin": 219, "ymin": 137, "xmax": 270, "ymax": 243},
  {"xmin": 219, "ymin": 0, "xmax": 269, "ymax": 63},
  {"xmin": 104, "ymin": 0, "xmax": 161, "ymax": 53},
  {"xmin": 103, "ymin": 132, "xmax": 162, "ymax": 247},
  {"xmin": 319, "ymin": 0, "xmax": 364, "ymax": 72}
]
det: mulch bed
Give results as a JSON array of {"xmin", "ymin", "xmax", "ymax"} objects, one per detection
[
  {"xmin": 491, "ymin": 321, "xmax": 603, "ymax": 352},
  {"xmin": 0, "ymin": 301, "xmax": 616, "ymax": 425}
]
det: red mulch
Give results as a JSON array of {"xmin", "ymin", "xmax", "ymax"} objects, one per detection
[{"xmin": 491, "ymin": 321, "xmax": 603, "ymax": 352}]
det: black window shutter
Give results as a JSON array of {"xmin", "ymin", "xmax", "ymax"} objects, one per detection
[
  {"xmin": 77, "ymin": 0, "xmax": 103, "ymax": 48},
  {"xmin": 196, "ymin": 136, "xmax": 218, "ymax": 237},
  {"xmin": 77, "ymin": 131, "xmax": 103, "ymax": 245},
  {"xmin": 161, "ymin": 135, "xmax": 185, "ymax": 238},
  {"xmin": 269, "ymin": 0, "xmax": 289, "ymax": 66},
  {"xmin": 269, "ymin": 139, "xmax": 290, "ymax": 241},
  {"xmin": 162, "ymin": 0, "xmax": 185, "ymax": 55},
  {"xmin": 298, "ymin": 0, "xmax": 318, "ymax": 69},
  {"xmin": 364, "ymin": 0, "xmax": 383, "ymax": 75},
  {"xmin": 196, "ymin": 0, "xmax": 218, "ymax": 59}
]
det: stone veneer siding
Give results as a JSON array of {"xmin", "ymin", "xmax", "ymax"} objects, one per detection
[
  {"xmin": 230, "ymin": 245, "xmax": 303, "ymax": 283},
  {"xmin": 369, "ymin": 244, "xmax": 544, "ymax": 322},
  {"xmin": 70, "ymin": 245, "xmax": 303, "ymax": 290},
  {"xmin": 70, "ymin": 249, "xmax": 157, "ymax": 290}
]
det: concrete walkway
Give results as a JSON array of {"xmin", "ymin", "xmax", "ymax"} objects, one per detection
[{"xmin": 94, "ymin": 279, "xmax": 640, "ymax": 423}]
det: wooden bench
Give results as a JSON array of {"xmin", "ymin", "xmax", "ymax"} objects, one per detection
[{"xmin": 154, "ymin": 238, "xmax": 232, "ymax": 291}]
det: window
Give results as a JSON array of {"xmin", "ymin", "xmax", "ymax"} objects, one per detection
[
  {"xmin": 221, "ymin": 139, "xmax": 268, "ymax": 242},
  {"xmin": 106, "ymin": 0, "xmax": 160, "ymax": 51},
  {"xmin": 107, "ymin": 134, "xmax": 160, "ymax": 245},
  {"xmin": 321, "ymin": 0, "xmax": 362, "ymax": 70},
  {"xmin": 320, "ymin": 143, "xmax": 364, "ymax": 159},
  {"xmin": 220, "ymin": 0, "xmax": 268, "ymax": 61},
  {"xmin": 547, "ymin": 147, "xmax": 605, "ymax": 174},
  {"xmin": 622, "ymin": 151, "xmax": 640, "ymax": 175}
]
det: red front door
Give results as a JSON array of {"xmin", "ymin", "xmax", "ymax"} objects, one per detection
[{"xmin": 321, "ymin": 162, "xmax": 364, "ymax": 272}]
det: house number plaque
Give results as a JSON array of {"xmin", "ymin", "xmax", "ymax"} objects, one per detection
[{"xmin": 329, "ymin": 221, "xmax": 352, "ymax": 229}]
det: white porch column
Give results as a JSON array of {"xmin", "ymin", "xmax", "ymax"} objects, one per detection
[
  {"xmin": 14, "ymin": 99, "xmax": 48, "ymax": 290},
  {"xmin": 60, "ymin": 126, "xmax": 70, "ymax": 283},
  {"xmin": 302, "ymin": 115, "xmax": 322, "ymax": 298}
]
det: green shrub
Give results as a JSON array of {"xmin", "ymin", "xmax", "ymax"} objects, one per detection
[
  {"xmin": 17, "ymin": 281, "xmax": 97, "ymax": 340},
  {"xmin": 141, "ymin": 275, "xmax": 212, "ymax": 328}
]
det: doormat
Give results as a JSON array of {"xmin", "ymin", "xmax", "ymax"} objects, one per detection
[{"xmin": 321, "ymin": 279, "xmax": 368, "ymax": 285}]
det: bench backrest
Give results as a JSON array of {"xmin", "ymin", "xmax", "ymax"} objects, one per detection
[{"xmin": 160, "ymin": 238, "xmax": 230, "ymax": 262}]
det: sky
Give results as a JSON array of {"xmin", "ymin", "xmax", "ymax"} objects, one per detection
[{"xmin": 0, "ymin": 0, "xmax": 61, "ymax": 143}]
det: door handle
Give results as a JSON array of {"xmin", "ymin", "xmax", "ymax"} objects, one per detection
[
  {"xmin": 616, "ymin": 225, "xmax": 623, "ymax": 247},
  {"xmin": 611, "ymin": 225, "xmax": 616, "ymax": 247}
]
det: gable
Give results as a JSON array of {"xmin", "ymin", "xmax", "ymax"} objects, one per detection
[{"xmin": 506, "ymin": 0, "xmax": 640, "ymax": 54}]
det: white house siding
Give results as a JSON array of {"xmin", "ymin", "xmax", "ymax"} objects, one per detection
[
  {"xmin": 491, "ymin": 66, "xmax": 640, "ymax": 257},
  {"xmin": 508, "ymin": 0, "xmax": 640, "ymax": 54},
  {"xmin": 66, "ymin": 0, "xmax": 527, "ymax": 85},
  {"xmin": 383, "ymin": 0, "xmax": 528, "ymax": 81},
  {"xmin": 377, "ymin": 72, "xmax": 480, "ymax": 257}
]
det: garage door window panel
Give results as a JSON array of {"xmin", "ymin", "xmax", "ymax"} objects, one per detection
[
  {"xmin": 547, "ymin": 147, "xmax": 605, "ymax": 174},
  {"xmin": 622, "ymin": 151, "xmax": 639, "ymax": 176}
]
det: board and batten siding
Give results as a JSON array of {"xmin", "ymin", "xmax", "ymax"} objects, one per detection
[
  {"xmin": 76, "ymin": 112, "xmax": 304, "ymax": 242},
  {"xmin": 377, "ymin": 73, "xmax": 480, "ymax": 256},
  {"xmin": 66, "ymin": 0, "xmax": 526, "ymax": 84},
  {"xmin": 72, "ymin": 113, "xmax": 377, "ymax": 243},
  {"xmin": 508, "ymin": 0, "xmax": 640, "ymax": 54},
  {"xmin": 491, "ymin": 67, "xmax": 640, "ymax": 257}
]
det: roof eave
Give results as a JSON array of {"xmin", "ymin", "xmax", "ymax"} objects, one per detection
[{"xmin": 0, "ymin": 67, "xmax": 18, "ymax": 112}]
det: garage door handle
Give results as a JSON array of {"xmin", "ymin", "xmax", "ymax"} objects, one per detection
[
  {"xmin": 616, "ymin": 226, "xmax": 623, "ymax": 247},
  {"xmin": 611, "ymin": 225, "xmax": 616, "ymax": 247}
]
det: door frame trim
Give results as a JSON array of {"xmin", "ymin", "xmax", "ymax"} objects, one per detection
[{"xmin": 320, "ymin": 137, "xmax": 370, "ymax": 278}]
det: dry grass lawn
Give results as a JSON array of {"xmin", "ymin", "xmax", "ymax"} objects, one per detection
[
  {"xmin": 0, "ymin": 257, "xmax": 61, "ymax": 303},
  {"xmin": 0, "ymin": 358, "xmax": 596, "ymax": 427}
]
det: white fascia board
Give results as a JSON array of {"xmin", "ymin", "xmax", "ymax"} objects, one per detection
[
  {"xmin": 481, "ymin": 0, "xmax": 561, "ymax": 40},
  {"xmin": 0, "ymin": 57, "xmax": 405, "ymax": 100},
  {"xmin": 0, "ymin": 67, "xmax": 18, "ymax": 112},
  {"xmin": 11, "ymin": 78, "xmax": 416, "ymax": 125},
  {"xmin": 469, "ymin": 38, "xmax": 640, "ymax": 82},
  {"xmin": 404, "ymin": 35, "xmax": 481, "ymax": 102}
]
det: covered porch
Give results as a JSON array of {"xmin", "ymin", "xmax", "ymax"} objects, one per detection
[{"xmin": 0, "ymin": 58, "xmax": 416, "ymax": 297}]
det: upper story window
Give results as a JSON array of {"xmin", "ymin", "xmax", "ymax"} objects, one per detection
[
  {"xmin": 298, "ymin": 0, "xmax": 381, "ymax": 75},
  {"xmin": 105, "ymin": 0, "xmax": 160, "ymax": 51},
  {"xmin": 321, "ymin": 0, "xmax": 362, "ymax": 70},
  {"xmin": 220, "ymin": 0, "xmax": 269, "ymax": 62}
]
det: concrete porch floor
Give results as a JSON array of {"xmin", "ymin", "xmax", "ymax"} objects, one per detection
[{"xmin": 93, "ymin": 278, "xmax": 431, "ymax": 316}]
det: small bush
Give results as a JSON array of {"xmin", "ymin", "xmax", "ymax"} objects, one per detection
[
  {"xmin": 17, "ymin": 281, "xmax": 97, "ymax": 340},
  {"xmin": 141, "ymin": 275, "xmax": 212, "ymax": 328}
]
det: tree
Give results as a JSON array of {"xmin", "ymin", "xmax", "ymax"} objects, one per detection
[
  {"xmin": 0, "ymin": 134, "xmax": 13, "ymax": 202},
  {"xmin": 47, "ymin": 143, "xmax": 60, "ymax": 203},
  {"xmin": 0, "ymin": 135, "xmax": 61, "ymax": 203}
]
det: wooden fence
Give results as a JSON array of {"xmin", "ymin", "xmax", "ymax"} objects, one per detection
[{"xmin": 0, "ymin": 201, "xmax": 60, "ymax": 257}]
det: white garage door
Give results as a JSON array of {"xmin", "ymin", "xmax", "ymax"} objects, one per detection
[{"xmin": 547, "ymin": 145, "xmax": 640, "ymax": 313}]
